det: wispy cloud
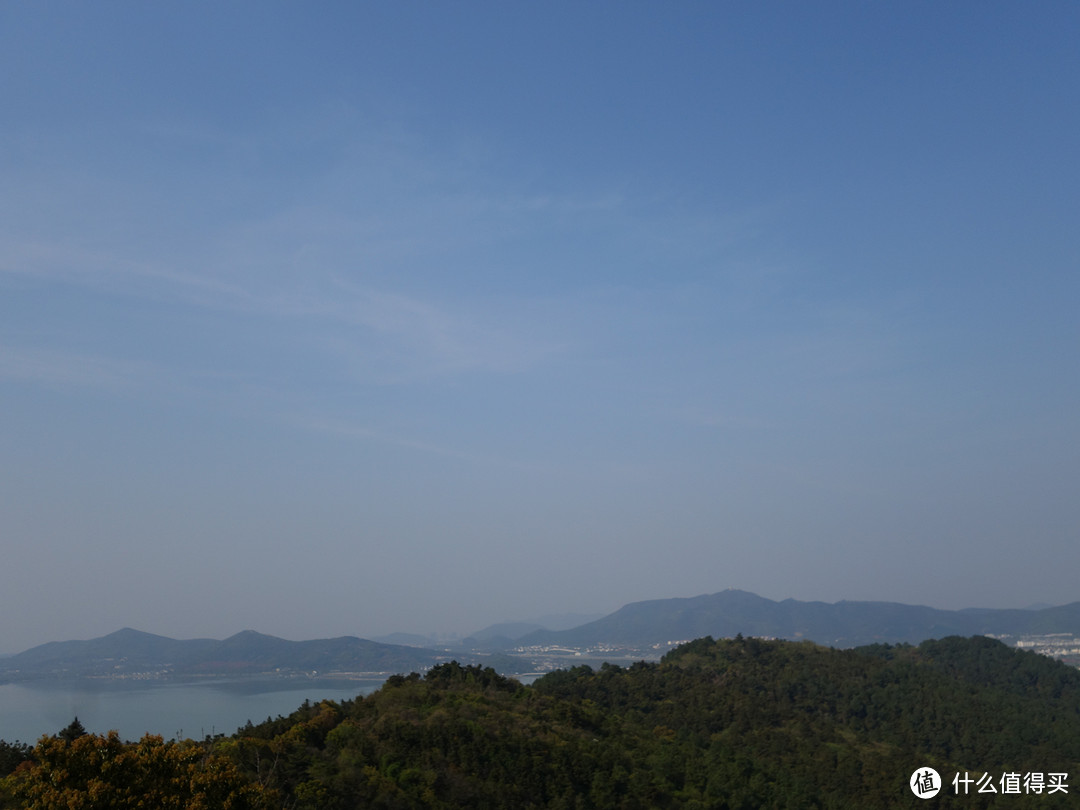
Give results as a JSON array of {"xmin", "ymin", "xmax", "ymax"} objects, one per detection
[
  {"xmin": 0, "ymin": 239, "xmax": 264, "ymax": 312},
  {"xmin": 672, "ymin": 406, "xmax": 777, "ymax": 431},
  {"xmin": 2, "ymin": 235, "xmax": 569, "ymax": 382},
  {"xmin": 293, "ymin": 414, "xmax": 481, "ymax": 460},
  {"xmin": 0, "ymin": 100, "xmax": 794, "ymax": 413},
  {"xmin": 0, "ymin": 344, "xmax": 144, "ymax": 389},
  {"xmin": 323, "ymin": 282, "xmax": 568, "ymax": 382}
]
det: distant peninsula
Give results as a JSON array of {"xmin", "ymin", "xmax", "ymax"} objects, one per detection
[{"xmin": 0, "ymin": 629, "xmax": 519, "ymax": 683}]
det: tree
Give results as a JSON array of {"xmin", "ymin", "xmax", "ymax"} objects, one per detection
[
  {"xmin": 58, "ymin": 716, "xmax": 87, "ymax": 742},
  {"xmin": 0, "ymin": 740, "xmax": 32, "ymax": 777}
]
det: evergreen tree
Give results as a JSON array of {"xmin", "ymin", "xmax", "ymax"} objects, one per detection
[{"xmin": 57, "ymin": 717, "xmax": 86, "ymax": 742}]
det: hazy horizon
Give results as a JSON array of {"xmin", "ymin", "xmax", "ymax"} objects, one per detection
[
  {"xmin": 0, "ymin": 588, "xmax": 1072, "ymax": 657},
  {"xmin": 2, "ymin": 4, "xmax": 1078, "ymax": 655}
]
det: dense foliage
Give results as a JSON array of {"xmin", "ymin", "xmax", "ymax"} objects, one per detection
[
  {"xmin": 0, "ymin": 730, "xmax": 273, "ymax": 809},
  {"xmin": 4, "ymin": 636, "xmax": 1080, "ymax": 808}
]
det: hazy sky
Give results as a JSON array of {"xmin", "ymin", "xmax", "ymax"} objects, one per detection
[{"xmin": 2, "ymin": 2, "xmax": 1078, "ymax": 653}]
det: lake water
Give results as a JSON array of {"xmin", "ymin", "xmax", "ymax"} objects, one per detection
[{"xmin": 0, "ymin": 679, "xmax": 386, "ymax": 744}]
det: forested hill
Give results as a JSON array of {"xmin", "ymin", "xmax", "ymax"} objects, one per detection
[
  {"xmin": 5, "ymin": 635, "xmax": 1080, "ymax": 808},
  {"xmin": 517, "ymin": 589, "xmax": 1080, "ymax": 648}
]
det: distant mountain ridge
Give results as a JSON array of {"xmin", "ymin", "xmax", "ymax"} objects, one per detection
[
  {"xmin": 463, "ymin": 612, "xmax": 607, "ymax": 644},
  {"xmin": 0, "ymin": 628, "xmax": 511, "ymax": 682},
  {"xmin": 517, "ymin": 589, "xmax": 1080, "ymax": 649},
  {"xmin": 8, "ymin": 591, "xmax": 1080, "ymax": 681}
]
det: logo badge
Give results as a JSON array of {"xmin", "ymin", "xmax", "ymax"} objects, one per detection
[{"xmin": 911, "ymin": 767, "xmax": 942, "ymax": 798}]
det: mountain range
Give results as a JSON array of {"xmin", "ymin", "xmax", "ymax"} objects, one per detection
[
  {"xmin": 0, "ymin": 628, "xmax": 516, "ymax": 683},
  {"xmin": 514, "ymin": 589, "xmax": 1080, "ymax": 649},
  {"xmin": 5, "ymin": 589, "xmax": 1080, "ymax": 682}
]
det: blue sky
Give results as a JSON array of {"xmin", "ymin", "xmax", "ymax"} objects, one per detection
[{"xmin": 1, "ymin": 2, "xmax": 1078, "ymax": 651}]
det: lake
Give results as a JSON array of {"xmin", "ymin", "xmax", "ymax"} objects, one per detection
[{"xmin": 0, "ymin": 678, "xmax": 386, "ymax": 744}]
